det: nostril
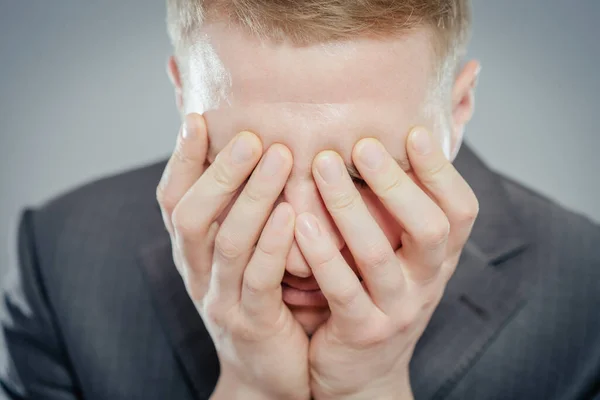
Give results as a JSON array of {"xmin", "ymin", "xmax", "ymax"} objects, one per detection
[
  {"xmin": 286, "ymin": 269, "xmax": 313, "ymax": 279},
  {"xmin": 285, "ymin": 242, "xmax": 314, "ymax": 278},
  {"xmin": 285, "ymin": 262, "xmax": 314, "ymax": 279}
]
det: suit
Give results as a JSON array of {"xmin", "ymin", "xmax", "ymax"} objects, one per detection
[{"xmin": 2, "ymin": 143, "xmax": 599, "ymax": 399}]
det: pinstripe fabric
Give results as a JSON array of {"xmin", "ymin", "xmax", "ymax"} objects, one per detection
[{"xmin": 1, "ymin": 144, "xmax": 599, "ymax": 399}]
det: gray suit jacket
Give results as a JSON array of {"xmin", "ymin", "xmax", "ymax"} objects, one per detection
[{"xmin": 1, "ymin": 144, "xmax": 599, "ymax": 400}]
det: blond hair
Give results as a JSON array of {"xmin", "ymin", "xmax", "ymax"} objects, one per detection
[{"xmin": 167, "ymin": 0, "xmax": 471, "ymax": 72}]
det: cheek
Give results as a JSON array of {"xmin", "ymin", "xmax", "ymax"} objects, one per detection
[{"xmin": 360, "ymin": 189, "xmax": 403, "ymax": 249}]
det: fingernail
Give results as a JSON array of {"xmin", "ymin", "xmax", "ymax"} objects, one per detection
[
  {"xmin": 181, "ymin": 123, "xmax": 190, "ymax": 140},
  {"xmin": 231, "ymin": 133, "xmax": 255, "ymax": 164},
  {"xmin": 260, "ymin": 146, "xmax": 285, "ymax": 176},
  {"xmin": 358, "ymin": 139, "xmax": 385, "ymax": 170},
  {"xmin": 316, "ymin": 153, "xmax": 343, "ymax": 184},
  {"xmin": 297, "ymin": 213, "xmax": 320, "ymax": 238},
  {"xmin": 270, "ymin": 205, "xmax": 290, "ymax": 230},
  {"xmin": 182, "ymin": 114, "xmax": 198, "ymax": 140},
  {"xmin": 411, "ymin": 129, "xmax": 432, "ymax": 155}
]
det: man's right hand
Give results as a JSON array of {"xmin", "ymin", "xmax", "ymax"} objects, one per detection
[{"xmin": 156, "ymin": 113, "xmax": 310, "ymax": 400}]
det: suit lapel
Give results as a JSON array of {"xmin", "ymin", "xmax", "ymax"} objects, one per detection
[
  {"xmin": 138, "ymin": 238, "xmax": 219, "ymax": 399},
  {"xmin": 137, "ymin": 143, "xmax": 533, "ymax": 400},
  {"xmin": 410, "ymin": 144, "xmax": 533, "ymax": 399}
]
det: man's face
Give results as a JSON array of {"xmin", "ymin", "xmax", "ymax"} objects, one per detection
[{"xmin": 177, "ymin": 22, "xmax": 460, "ymax": 334}]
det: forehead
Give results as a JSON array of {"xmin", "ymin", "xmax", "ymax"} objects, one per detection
[
  {"xmin": 193, "ymin": 22, "xmax": 435, "ymax": 105},
  {"xmin": 186, "ymin": 23, "xmax": 436, "ymax": 170}
]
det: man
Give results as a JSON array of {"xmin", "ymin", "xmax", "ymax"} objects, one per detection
[{"xmin": 1, "ymin": 0, "xmax": 599, "ymax": 399}]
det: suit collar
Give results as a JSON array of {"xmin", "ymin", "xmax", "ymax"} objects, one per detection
[
  {"xmin": 138, "ymin": 142, "xmax": 532, "ymax": 399},
  {"xmin": 452, "ymin": 144, "xmax": 529, "ymax": 265}
]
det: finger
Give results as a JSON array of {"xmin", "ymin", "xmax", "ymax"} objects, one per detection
[
  {"xmin": 181, "ymin": 221, "xmax": 219, "ymax": 303},
  {"xmin": 353, "ymin": 138, "xmax": 449, "ymax": 283},
  {"xmin": 406, "ymin": 128, "xmax": 479, "ymax": 256},
  {"xmin": 241, "ymin": 203, "xmax": 295, "ymax": 320},
  {"xmin": 312, "ymin": 151, "xmax": 405, "ymax": 312},
  {"xmin": 156, "ymin": 113, "xmax": 208, "ymax": 235},
  {"xmin": 295, "ymin": 212, "xmax": 375, "ymax": 326},
  {"xmin": 172, "ymin": 131, "xmax": 262, "ymax": 298},
  {"xmin": 212, "ymin": 144, "xmax": 293, "ymax": 304}
]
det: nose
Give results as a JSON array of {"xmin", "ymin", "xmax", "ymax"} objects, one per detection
[
  {"xmin": 285, "ymin": 242, "xmax": 313, "ymax": 278},
  {"xmin": 283, "ymin": 179, "xmax": 345, "ymax": 278}
]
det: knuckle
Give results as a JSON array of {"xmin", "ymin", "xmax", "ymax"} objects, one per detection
[
  {"xmin": 359, "ymin": 245, "xmax": 393, "ymax": 270},
  {"xmin": 418, "ymin": 219, "xmax": 450, "ymax": 248},
  {"xmin": 425, "ymin": 160, "xmax": 452, "ymax": 180},
  {"xmin": 380, "ymin": 174, "xmax": 404, "ymax": 195},
  {"xmin": 214, "ymin": 231, "xmax": 243, "ymax": 262},
  {"xmin": 445, "ymin": 255, "xmax": 461, "ymax": 275},
  {"xmin": 395, "ymin": 311, "xmax": 419, "ymax": 334},
  {"xmin": 156, "ymin": 184, "xmax": 179, "ymax": 215},
  {"xmin": 331, "ymin": 282, "xmax": 361, "ymax": 308},
  {"xmin": 155, "ymin": 182, "xmax": 167, "ymax": 205},
  {"xmin": 314, "ymin": 251, "xmax": 338, "ymax": 271},
  {"xmin": 359, "ymin": 322, "xmax": 394, "ymax": 346},
  {"xmin": 421, "ymin": 288, "xmax": 444, "ymax": 311},
  {"xmin": 187, "ymin": 281, "xmax": 207, "ymax": 304},
  {"xmin": 454, "ymin": 196, "xmax": 480, "ymax": 224},
  {"xmin": 171, "ymin": 248, "xmax": 184, "ymax": 274},
  {"xmin": 256, "ymin": 236, "xmax": 280, "ymax": 259},
  {"xmin": 241, "ymin": 183, "xmax": 266, "ymax": 205},
  {"xmin": 230, "ymin": 318, "xmax": 260, "ymax": 342},
  {"xmin": 211, "ymin": 161, "xmax": 238, "ymax": 193},
  {"xmin": 329, "ymin": 190, "xmax": 360, "ymax": 213},
  {"xmin": 171, "ymin": 206, "xmax": 200, "ymax": 238},
  {"xmin": 243, "ymin": 274, "xmax": 271, "ymax": 296},
  {"xmin": 203, "ymin": 300, "xmax": 225, "ymax": 326}
]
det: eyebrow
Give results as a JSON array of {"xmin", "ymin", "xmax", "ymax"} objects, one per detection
[
  {"xmin": 345, "ymin": 163, "xmax": 364, "ymax": 180},
  {"xmin": 207, "ymin": 144, "xmax": 408, "ymax": 181},
  {"xmin": 345, "ymin": 158, "xmax": 411, "ymax": 180}
]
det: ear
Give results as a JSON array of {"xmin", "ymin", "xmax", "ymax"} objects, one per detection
[
  {"xmin": 449, "ymin": 60, "xmax": 481, "ymax": 159},
  {"xmin": 167, "ymin": 55, "xmax": 185, "ymax": 115}
]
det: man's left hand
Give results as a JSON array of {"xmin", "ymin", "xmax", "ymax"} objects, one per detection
[{"xmin": 294, "ymin": 128, "xmax": 480, "ymax": 400}]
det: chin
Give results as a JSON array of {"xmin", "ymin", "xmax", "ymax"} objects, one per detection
[{"xmin": 289, "ymin": 306, "xmax": 330, "ymax": 336}]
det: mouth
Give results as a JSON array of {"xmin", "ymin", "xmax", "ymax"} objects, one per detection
[
  {"xmin": 281, "ymin": 247, "xmax": 366, "ymax": 308},
  {"xmin": 281, "ymin": 282, "xmax": 328, "ymax": 307},
  {"xmin": 281, "ymin": 275, "xmax": 364, "ymax": 308}
]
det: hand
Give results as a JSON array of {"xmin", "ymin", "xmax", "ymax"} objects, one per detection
[
  {"xmin": 294, "ymin": 128, "xmax": 479, "ymax": 400},
  {"xmin": 156, "ymin": 114, "xmax": 310, "ymax": 400}
]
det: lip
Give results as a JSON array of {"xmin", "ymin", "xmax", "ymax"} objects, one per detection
[
  {"xmin": 281, "ymin": 277, "xmax": 321, "ymax": 291},
  {"xmin": 281, "ymin": 283, "xmax": 328, "ymax": 307}
]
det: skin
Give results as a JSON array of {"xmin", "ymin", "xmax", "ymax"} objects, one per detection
[{"xmin": 159, "ymin": 20, "xmax": 480, "ymax": 400}]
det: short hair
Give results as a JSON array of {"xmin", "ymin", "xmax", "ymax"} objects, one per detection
[{"xmin": 167, "ymin": 0, "xmax": 472, "ymax": 74}]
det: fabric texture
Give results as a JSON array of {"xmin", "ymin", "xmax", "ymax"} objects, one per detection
[{"xmin": 1, "ymin": 143, "xmax": 599, "ymax": 400}]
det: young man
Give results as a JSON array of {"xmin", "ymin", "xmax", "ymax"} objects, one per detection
[{"xmin": 1, "ymin": 1, "xmax": 599, "ymax": 399}]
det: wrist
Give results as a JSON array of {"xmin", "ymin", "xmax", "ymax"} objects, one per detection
[
  {"xmin": 211, "ymin": 373, "xmax": 276, "ymax": 400},
  {"xmin": 317, "ymin": 373, "xmax": 413, "ymax": 400},
  {"xmin": 334, "ymin": 387, "xmax": 413, "ymax": 400}
]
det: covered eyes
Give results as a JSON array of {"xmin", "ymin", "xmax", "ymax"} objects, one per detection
[{"xmin": 351, "ymin": 176, "xmax": 369, "ymax": 188}]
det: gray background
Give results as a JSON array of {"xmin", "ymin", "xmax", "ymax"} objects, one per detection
[{"xmin": 0, "ymin": 1, "xmax": 599, "ymax": 280}]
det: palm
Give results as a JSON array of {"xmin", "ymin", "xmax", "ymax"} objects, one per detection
[{"xmin": 212, "ymin": 296, "xmax": 311, "ymax": 399}]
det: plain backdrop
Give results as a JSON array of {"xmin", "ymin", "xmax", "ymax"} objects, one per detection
[{"xmin": 1, "ymin": 1, "xmax": 599, "ymax": 281}]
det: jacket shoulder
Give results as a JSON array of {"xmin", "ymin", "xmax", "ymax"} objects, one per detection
[
  {"xmin": 42, "ymin": 159, "xmax": 167, "ymax": 218},
  {"xmin": 21, "ymin": 159, "xmax": 170, "ymax": 292},
  {"xmin": 499, "ymin": 173, "xmax": 600, "ymax": 264},
  {"xmin": 31, "ymin": 159, "xmax": 168, "ymax": 245},
  {"xmin": 3, "ymin": 161, "xmax": 191, "ymax": 399}
]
